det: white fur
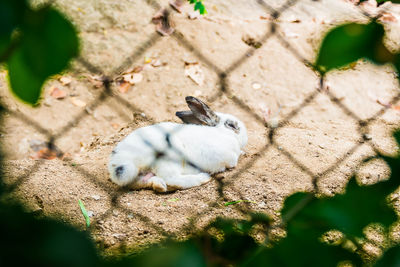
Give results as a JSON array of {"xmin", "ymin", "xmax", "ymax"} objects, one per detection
[{"xmin": 108, "ymin": 112, "xmax": 247, "ymax": 192}]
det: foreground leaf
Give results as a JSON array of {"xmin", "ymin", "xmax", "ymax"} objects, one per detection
[
  {"xmin": 375, "ymin": 244, "xmax": 400, "ymax": 267},
  {"xmin": 316, "ymin": 22, "xmax": 393, "ymax": 73},
  {"xmin": 0, "ymin": 0, "xmax": 27, "ymax": 58},
  {"xmin": 106, "ymin": 240, "xmax": 206, "ymax": 267},
  {"xmin": 281, "ymin": 130, "xmax": 400, "ymax": 241},
  {"xmin": 282, "ymin": 175, "xmax": 398, "ymax": 240},
  {"xmin": 0, "ymin": 202, "xmax": 99, "ymax": 266},
  {"xmin": 243, "ymin": 232, "xmax": 361, "ymax": 267},
  {"xmin": 7, "ymin": 7, "xmax": 79, "ymax": 104}
]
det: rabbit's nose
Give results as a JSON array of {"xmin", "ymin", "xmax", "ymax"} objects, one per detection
[{"xmin": 115, "ymin": 166, "xmax": 125, "ymax": 177}]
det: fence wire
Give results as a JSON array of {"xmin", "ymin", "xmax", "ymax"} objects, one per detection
[{"xmin": 2, "ymin": 0, "xmax": 400, "ymax": 254}]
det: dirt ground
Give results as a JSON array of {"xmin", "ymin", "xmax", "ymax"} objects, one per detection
[{"xmin": 1, "ymin": 0, "xmax": 400, "ymax": 256}]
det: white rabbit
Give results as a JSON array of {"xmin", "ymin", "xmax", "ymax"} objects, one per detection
[{"xmin": 108, "ymin": 96, "xmax": 247, "ymax": 192}]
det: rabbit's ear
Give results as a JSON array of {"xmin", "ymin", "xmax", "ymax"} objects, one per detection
[
  {"xmin": 175, "ymin": 110, "xmax": 204, "ymax": 125},
  {"xmin": 185, "ymin": 96, "xmax": 220, "ymax": 126}
]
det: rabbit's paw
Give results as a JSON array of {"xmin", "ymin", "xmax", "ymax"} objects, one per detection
[
  {"xmin": 198, "ymin": 173, "xmax": 211, "ymax": 184},
  {"xmin": 151, "ymin": 177, "xmax": 167, "ymax": 193},
  {"xmin": 226, "ymin": 153, "xmax": 239, "ymax": 169}
]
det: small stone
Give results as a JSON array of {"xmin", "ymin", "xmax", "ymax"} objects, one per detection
[
  {"xmin": 364, "ymin": 134, "xmax": 372, "ymax": 140},
  {"xmin": 112, "ymin": 233, "xmax": 126, "ymax": 240},
  {"xmin": 269, "ymin": 118, "xmax": 279, "ymax": 128},
  {"xmin": 252, "ymin": 82, "xmax": 261, "ymax": 90},
  {"xmin": 127, "ymin": 213, "xmax": 134, "ymax": 219},
  {"xmin": 188, "ymin": 10, "xmax": 201, "ymax": 20},
  {"xmin": 92, "ymin": 195, "xmax": 100, "ymax": 200},
  {"xmin": 71, "ymin": 98, "xmax": 86, "ymax": 107},
  {"xmin": 59, "ymin": 76, "xmax": 72, "ymax": 86},
  {"xmin": 258, "ymin": 201, "xmax": 267, "ymax": 208},
  {"xmin": 151, "ymin": 59, "xmax": 162, "ymax": 67},
  {"xmin": 87, "ymin": 210, "xmax": 94, "ymax": 217},
  {"xmin": 123, "ymin": 73, "xmax": 143, "ymax": 85}
]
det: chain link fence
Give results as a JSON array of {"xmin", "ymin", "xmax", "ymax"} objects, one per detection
[{"xmin": 2, "ymin": 0, "xmax": 400, "ymax": 255}]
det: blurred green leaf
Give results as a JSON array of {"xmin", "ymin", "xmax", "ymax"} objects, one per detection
[
  {"xmin": 280, "ymin": 130, "xmax": 400, "ymax": 241},
  {"xmin": 281, "ymin": 175, "xmax": 398, "ymax": 239},
  {"xmin": 0, "ymin": 0, "xmax": 27, "ymax": 58},
  {"xmin": 78, "ymin": 199, "xmax": 90, "ymax": 228},
  {"xmin": 106, "ymin": 240, "xmax": 206, "ymax": 267},
  {"xmin": 7, "ymin": 6, "xmax": 79, "ymax": 105},
  {"xmin": 206, "ymin": 216, "xmax": 269, "ymax": 264},
  {"xmin": 0, "ymin": 202, "xmax": 99, "ymax": 266},
  {"xmin": 316, "ymin": 22, "xmax": 393, "ymax": 73},
  {"xmin": 375, "ymin": 244, "xmax": 400, "ymax": 267},
  {"xmin": 243, "ymin": 232, "xmax": 361, "ymax": 267}
]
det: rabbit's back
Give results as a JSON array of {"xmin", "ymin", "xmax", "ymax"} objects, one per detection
[{"xmin": 115, "ymin": 122, "xmax": 240, "ymax": 173}]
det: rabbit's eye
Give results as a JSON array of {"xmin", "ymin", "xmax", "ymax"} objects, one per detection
[{"xmin": 224, "ymin": 120, "xmax": 240, "ymax": 133}]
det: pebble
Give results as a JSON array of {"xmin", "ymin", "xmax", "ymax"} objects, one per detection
[
  {"xmin": 364, "ymin": 134, "xmax": 372, "ymax": 140},
  {"xmin": 92, "ymin": 195, "xmax": 101, "ymax": 200},
  {"xmin": 258, "ymin": 201, "xmax": 267, "ymax": 208},
  {"xmin": 252, "ymin": 82, "xmax": 261, "ymax": 90},
  {"xmin": 87, "ymin": 210, "xmax": 94, "ymax": 217}
]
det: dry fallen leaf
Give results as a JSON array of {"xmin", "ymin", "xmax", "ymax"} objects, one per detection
[
  {"xmin": 259, "ymin": 104, "xmax": 271, "ymax": 122},
  {"xmin": 347, "ymin": 0, "xmax": 360, "ymax": 4},
  {"xmin": 379, "ymin": 12, "xmax": 397, "ymax": 23},
  {"xmin": 360, "ymin": 0, "xmax": 378, "ymax": 15},
  {"xmin": 377, "ymin": 99, "xmax": 400, "ymax": 111},
  {"xmin": 184, "ymin": 63, "xmax": 204, "ymax": 86},
  {"xmin": 123, "ymin": 73, "xmax": 143, "ymax": 85},
  {"xmin": 119, "ymin": 81, "xmax": 131, "ymax": 93},
  {"xmin": 133, "ymin": 66, "xmax": 143, "ymax": 73},
  {"xmin": 260, "ymin": 15, "xmax": 271, "ymax": 20},
  {"xmin": 151, "ymin": 59, "xmax": 162, "ymax": 67},
  {"xmin": 71, "ymin": 98, "xmax": 87, "ymax": 107},
  {"xmin": 29, "ymin": 139, "xmax": 63, "ymax": 160},
  {"xmin": 152, "ymin": 8, "xmax": 165, "ymax": 24},
  {"xmin": 169, "ymin": 0, "xmax": 183, "ymax": 13},
  {"xmin": 49, "ymin": 86, "xmax": 67, "ymax": 99},
  {"xmin": 282, "ymin": 29, "xmax": 299, "ymax": 38},
  {"xmin": 156, "ymin": 22, "xmax": 175, "ymax": 36},
  {"xmin": 31, "ymin": 148, "xmax": 58, "ymax": 160},
  {"xmin": 59, "ymin": 76, "xmax": 72, "ymax": 86},
  {"xmin": 87, "ymin": 74, "xmax": 103, "ymax": 88}
]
